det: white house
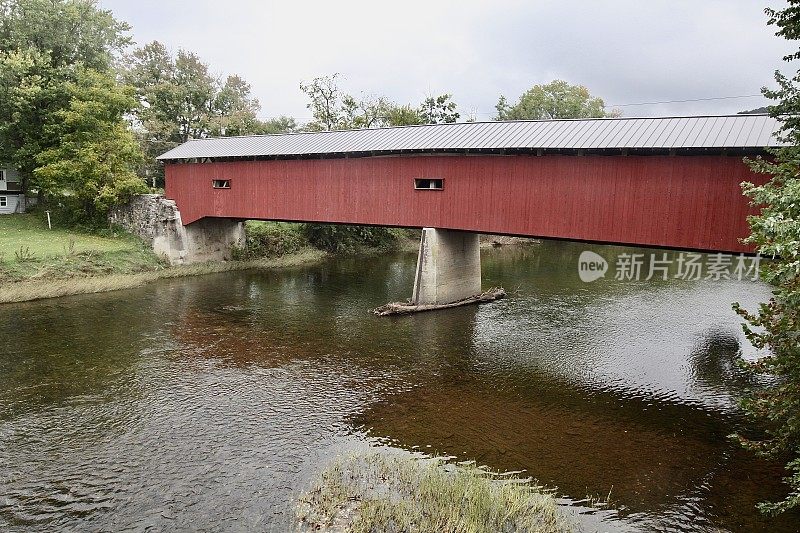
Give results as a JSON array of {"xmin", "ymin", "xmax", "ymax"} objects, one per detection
[{"xmin": 0, "ymin": 167, "xmax": 25, "ymax": 214}]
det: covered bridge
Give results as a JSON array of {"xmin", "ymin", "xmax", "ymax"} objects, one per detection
[{"xmin": 157, "ymin": 114, "xmax": 784, "ymax": 304}]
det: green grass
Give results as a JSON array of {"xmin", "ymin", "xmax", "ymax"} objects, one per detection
[
  {"xmin": 297, "ymin": 452, "xmax": 574, "ymax": 533},
  {"xmin": 0, "ymin": 214, "xmax": 328, "ymax": 303},
  {"xmin": 0, "ymin": 213, "xmax": 163, "ymax": 282},
  {"xmin": 0, "ymin": 249, "xmax": 324, "ymax": 304},
  {"xmin": 0, "ymin": 213, "xmax": 138, "ymax": 257}
]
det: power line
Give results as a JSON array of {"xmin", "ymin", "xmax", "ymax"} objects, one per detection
[{"xmin": 605, "ymin": 94, "xmax": 764, "ymax": 108}]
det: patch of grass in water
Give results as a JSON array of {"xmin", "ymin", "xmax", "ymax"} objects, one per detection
[{"xmin": 297, "ymin": 452, "xmax": 574, "ymax": 532}]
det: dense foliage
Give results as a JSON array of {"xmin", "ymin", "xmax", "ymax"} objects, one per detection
[
  {"xmin": 733, "ymin": 1, "xmax": 800, "ymax": 516},
  {"xmin": 302, "ymin": 224, "xmax": 403, "ymax": 253},
  {"xmin": 34, "ymin": 68, "xmax": 145, "ymax": 223},
  {"xmin": 0, "ymin": 0, "xmax": 144, "ymax": 224},
  {"xmin": 231, "ymin": 221, "xmax": 307, "ymax": 260},
  {"xmin": 123, "ymin": 41, "xmax": 295, "ymax": 186},
  {"xmin": 495, "ymin": 80, "xmax": 611, "ymax": 120}
]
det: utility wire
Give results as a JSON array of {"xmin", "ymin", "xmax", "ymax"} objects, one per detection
[{"xmin": 605, "ymin": 94, "xmax": 764, "ymax": 108}]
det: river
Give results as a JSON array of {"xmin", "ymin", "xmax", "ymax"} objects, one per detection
[{"xmin": 1, "ymin": 240, "xmax": 797, "ymax": 532}]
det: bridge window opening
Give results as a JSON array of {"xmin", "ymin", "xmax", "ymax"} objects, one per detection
[
  {"xmin": 212, "ymin": 179, "xmax": 231, "ymax": 189},
  {"xmin": 415, "ymin": 178, "xmax": 443, "ymax": 190}
]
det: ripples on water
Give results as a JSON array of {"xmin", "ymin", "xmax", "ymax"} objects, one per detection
[{"xmin": 0, "ymin": 241, "xmax": 797, "ymax": 532}]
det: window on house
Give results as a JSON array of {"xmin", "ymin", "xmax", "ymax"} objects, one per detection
[
  {"xmin": 0, "ymin": 170, "xmax": 5, "ymax": 182},
  {"xmin": 212, "ymin": 179, "xmax": 230, "ymax": 189},
  {"xmin": 414, "ymin": 178, "xmax": 443, "ymax": 190},
  {"xmin": 0, "ymin": 197, "xmax": 7, "ymax": 207}
]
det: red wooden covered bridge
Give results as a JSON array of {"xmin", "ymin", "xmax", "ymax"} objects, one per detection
[{"xmin": 158, "ymin": 114, "xmax": 783, "ymax": 305}]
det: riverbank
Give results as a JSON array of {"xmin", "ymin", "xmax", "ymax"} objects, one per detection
[
  {"xmin": 0, "ymin": 213, "xmax": 164, "ymax": 283},
  {"xmin": 0, "ymin": 215, "xmax": 330, "ymax": 304},
  {"xmin": 0, "ymin": 249, "xmax": 325, "ymax": 304}
]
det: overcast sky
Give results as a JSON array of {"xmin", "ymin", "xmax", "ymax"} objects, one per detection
[{"xmin": 100, "ymin": 0, "xmax": 791, "ymax": 123}]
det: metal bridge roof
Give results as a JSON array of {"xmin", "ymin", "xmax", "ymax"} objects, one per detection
[{"xmin": 157, "ymin": 114, "xmax": 786, "ymax": 161}]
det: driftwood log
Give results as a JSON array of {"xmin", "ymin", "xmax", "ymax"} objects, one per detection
[{"xmin": 373, "ymin": 287, "xmax": 507, "ymax": 316}]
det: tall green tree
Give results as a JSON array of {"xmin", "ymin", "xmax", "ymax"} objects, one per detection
[
  {"xmin": 0, "ymin": 0, "xmax": 131, "ymax": 71},
  {"xmin": 733, "ymin": 1, "xmax": 800, "ymax": 516},
  {"xmin": 0, "ymin": 0, "xmax": 133, "ymax": 197},
  {"xmin": 495, "ymin": 80, "xmax": 610, "ymax": 120},
  {"xmin": 35, "ymin": 68, "xmax": 145, "ymax": 223},
  {"xmin": 124, "ymin": 41, "xmax": 285, "ymax": 185}
]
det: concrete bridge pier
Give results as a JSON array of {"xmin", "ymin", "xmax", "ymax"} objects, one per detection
[
  {"xmin": 412, "ymin": 228, "xmax": 482, "ymax": 305},
  {"xmin": 181, "ymin": 217, "xmax": 245, "ymax": 263},
  {"xmin": 110, "ymin": 195, "xmax": 245, "ymax": 265}
]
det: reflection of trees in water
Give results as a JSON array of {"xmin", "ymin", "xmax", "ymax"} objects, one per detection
[
  {"xmin": 687, "ymin": 327, "xmax": 761, "ymax": 393},
  {"xmin": 167, "ymin": 256, "xmax": 480, "ymax": 380},
  {"xmin": 0, "ymin": 288, "xmax": 173, "ymax": 422}
]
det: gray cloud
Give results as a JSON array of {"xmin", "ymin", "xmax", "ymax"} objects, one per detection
[{"xmin": 101, "ymin": 0, "xmax": 791, "ymax": 121}]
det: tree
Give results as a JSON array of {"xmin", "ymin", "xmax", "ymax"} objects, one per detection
[
  {"xmin": 124, "ymin": 42, "xmax": 255, "ymax": 143},
  {"xmin": 418, "ymin": 94, "xmax": 459, "ymax": 124},
  {"xmin": 300, "ymin": 74, "xmax": 345, "ymax": 131},
  {"xmin": 739, "ymin": 106, "xmax": 770, "ymax": 115},
  {"xmin": 0, "ymin": 0, "xmax": 132, "ymax": 196},
  {"xmin": 384, "ymin": 104, "xmax": 425, "ymax": 126},
  {"xmin": 732, "ymin": 1, "xmax": 800, "ymax": 516},
  {"xmin": 300, "ymin": 74, "xmax": 457, "ymax": 130},
  {"xmin": 255, "ymin": 115, "xmax": 298, "ymax": 135},
  {"xmin": 124, "ymin": 41, "xmax": 283, "ymax": 185},
  {"xmin": 0, "ymin": 0, "xmax": 131, "ymax": 71},
  {"xmin": 495, "ymin": 80, "xmax": 610, "ymax": 120},
  {"xmin": 300, "ymin": 74, "xmax": 399, "ymax": 130},
  {"xmin": 34, "ymin": 68, "xmax": 145, "ymax": 223},
  {"xmin": 209, "ymin": 74, "xmax": 263, "ymax": 136}
]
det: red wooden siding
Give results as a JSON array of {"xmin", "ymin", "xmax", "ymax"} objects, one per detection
[{"xmin": 164, "ymin": 154, "xmax": 766, "ymax": 253}]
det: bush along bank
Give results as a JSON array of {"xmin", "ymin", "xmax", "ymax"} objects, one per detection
[{"xmin": 232, "ymin": 221, "xmax": 419, "ymax": 259}]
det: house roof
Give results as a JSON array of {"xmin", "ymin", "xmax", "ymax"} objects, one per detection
[{"xmin": 157, "ymin": 114, "xmax": 787, "ymax": 161}]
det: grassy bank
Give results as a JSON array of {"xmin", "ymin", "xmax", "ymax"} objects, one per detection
[
  {"xmin": 1, "ymin": 215, "xmax": 532, "ymax": 305},
  {"xmin": 0, "ymin": 213, "xmax": 163, "ymax": 283},
  {"xmin": 297, "ymin": 452, "xmax": 573, "ymax": 533},
  {"xmin": 0, "ymin": 249, "xmax": 324, "ymax": 304},
  {"xmin": 0, "ymin": 214, "xmax": 327, "ymax": 304}
]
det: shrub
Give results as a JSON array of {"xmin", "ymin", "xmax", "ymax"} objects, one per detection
[
  {"xmin": 232, "ymin": 221, "xmax": 307, "ymax": 260},
  {"xmin": 302, "ymin": 223, "xmax": 402, "ymax": 253}
]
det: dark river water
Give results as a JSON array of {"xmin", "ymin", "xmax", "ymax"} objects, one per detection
[{"xmin": 1, "ymin": 240, "xmax": 798, "ymax": 532}]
